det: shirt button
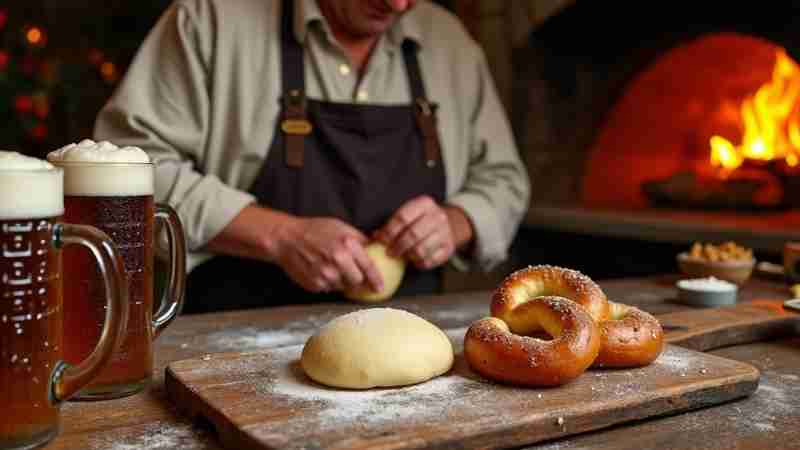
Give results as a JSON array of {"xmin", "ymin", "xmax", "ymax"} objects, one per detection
[
  {"xmin": 357, "ymin": 90, "xmax": 369, "ymax": 102},
  {"xmin": 339, "ymin": 64, "xmax": 351, "ymax": 76}
]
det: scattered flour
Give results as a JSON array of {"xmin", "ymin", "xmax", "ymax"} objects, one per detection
[
  {"xmin": 751, "ymin": 422, "xmax": 777, "ymax": 432},
  {"xmin": 652, "ymin": 347, "xmax": 694, "ymax": 374},
  {"xmin": 425, "ymin": 307, "xmax": 484, "ymax": 323},
  {"xmin": 203, "ymin": 313, "xmax": 336, "ymax": 352},
  {"xmin": 206, "ymin": 327, "xmax": 305, "ymax": 350},
  {"xmin": 252, "ymin": 327, "xmax": 482, "ymax": 430},
  {"xmin": 89, "ymin": 421, "xmax": 211, "ymax": 450},
  {"xmin": 264, "ymin": 356, "xmax": 483, "ymax": 428},
  {"xmin": 201, "ymin": 309, "xmax": 478, "ymax": 353}
]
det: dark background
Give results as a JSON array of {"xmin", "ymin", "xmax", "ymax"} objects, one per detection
[{"xmin": 0, "ymin": 0, "xmax": 453, "ymax": 159}]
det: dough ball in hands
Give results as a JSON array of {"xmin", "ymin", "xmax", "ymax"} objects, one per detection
[
  {"xmin": 343, "ymin": 242, "xmax": 406, "ymax": 303},
  {"xmin": 301, "ymin": 308, "xmax": 454, "ymax": 389}
]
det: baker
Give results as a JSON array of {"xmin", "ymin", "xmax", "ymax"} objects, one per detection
[{"xmin": 94, "ymin": 0, "xmax": 530, "ymax": 312}]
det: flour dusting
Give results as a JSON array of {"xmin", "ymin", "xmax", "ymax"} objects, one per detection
[
  {"xmin": 207, "ymin": 327, "xmax": 303, "ymax": 350},
  {"xmin": 426, "ymin": 307, "xmax": 484, "ymax": 323},
  {"xmin": 204, "ymin": 313, "xmax": 336, "ymax": 352},
  {"xmin": 251, "ymin": 327, "xmax": 485, "ymax": 430},
  {"xmin": 652, "ymin": 347, "xmax": 694, "ymax": 374},
  {"xmin": 89, "ymin": 421, "xmax": 211, "ymax": 450},
  {"xmin": 265, "ymin": 357, "xmax": 483, "ymax": 427}
]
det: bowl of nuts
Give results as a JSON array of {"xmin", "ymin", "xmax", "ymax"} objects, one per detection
[{"xmin": 676, "ymin": 241, "xmax": 756, "ymax": 285}]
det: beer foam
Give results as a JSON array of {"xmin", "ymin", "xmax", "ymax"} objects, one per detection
[
  {"xmin": 0, "ymin": 151, "xmax": 55, "ymax": 170},
  {"xmin": 47, "ymin": 139, "xmax": 150, "ymax": 163},
  {"xmin": 47, "ymin": 140, "xmax": 153, "ymax": 196},
  {"xmin": 0, "ymin": 151, "xmax": 64, "ymax": 219}
]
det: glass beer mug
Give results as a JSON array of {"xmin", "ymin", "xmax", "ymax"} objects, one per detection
[
  {"xmin": 0, "ymin": 152, "xmax": 127, "ymax": 449},
  {"xmin": 48, "ymin": 140, "xmax": 186, "ymax": 399}
]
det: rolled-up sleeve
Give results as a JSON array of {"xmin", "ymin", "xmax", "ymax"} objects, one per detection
[
  {"xmin": 447, "ymin": 47, "xmax": 531, "ymax": 272},
  {"xmin": 93, "ymin": 1, "xmax": 254, "ymax": 251}
]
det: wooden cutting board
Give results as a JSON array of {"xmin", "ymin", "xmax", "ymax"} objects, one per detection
[
  {"xmin": 166, "ymin": 325, "xmax": 760, "ymax": 450},
  {"xmin": 660, "ymin": 299, "xmax": 800, "ymax": 350}
]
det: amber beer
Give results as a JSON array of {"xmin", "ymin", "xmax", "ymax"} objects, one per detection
[
  {"xmin": 0, "ymin": 154, "xmax": 126, "ymax": 450},
  {"xmin": 62, "ymin": 193, "xmax": 155, "ymax": 396},
  {"xmin": 51, "ymin": 156, "xmax": 186, "ymax": 400},
  {"xmin": 0, "ymin": 215, "xmax": 62, "ymax": 449}
]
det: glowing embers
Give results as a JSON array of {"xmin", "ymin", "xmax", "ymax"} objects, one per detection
[{"xmin": 710, "ymin": 50, "xmax": 800, "ymax": 172}]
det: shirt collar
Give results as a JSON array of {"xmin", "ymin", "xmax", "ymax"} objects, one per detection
[{"xmin": 295, "ymin": 0, "xmax": 424, "ymax": 50}]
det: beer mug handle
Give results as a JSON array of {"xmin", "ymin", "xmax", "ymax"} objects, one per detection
[
  {"xmin": 50, "ymin": 223, "xmax": 128, "ymax": 402},
  {"xmin": 153, "ymin": 204, "xmax": 186, "ymax": 338}
]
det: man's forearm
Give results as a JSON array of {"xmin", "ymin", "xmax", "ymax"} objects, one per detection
[
  {"xmin": 444, "ymin": 205, "xmax": 474, "ymax": 252},
  {"xmin": 203, "ymin": 204, "xmax": 298, "ymax": 262}
]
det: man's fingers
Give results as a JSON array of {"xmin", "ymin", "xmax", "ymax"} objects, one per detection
[
  {"xmin": 391, "ymin": 210, "xmax": 444, "ymax": 257},
  {"xmin": 347, "ymin": 238, "xmax": 384, "ymax": 292},
  {"xmin": 329, "ymin": 246, "xmax": 364, "ymax": 287},
  {"xmin": 339, "ymin": 223, "xmax": 370, "ymax": 245},
  {"xmin": 379, "ymin": 196, "xmax": 436, "ymax": 250},
  {"xmin": 318, "ymin": 263, "xmax": 343, "ymax": 290},
  {"xmin": 285, "ymin": 253, "xmax": 327, "ymax": 292},
  {"xmin": 410, "ymin": 230, "xmax": 456, "ymax": 270}
]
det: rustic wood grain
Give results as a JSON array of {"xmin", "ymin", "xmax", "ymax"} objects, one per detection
[
  {"xmin": 46, "ymin": 276, "xmax": 800, "ymax": 450},
  {"xmin": 662, "ymin": 300, "xmax": 800, "ymax": 351},
  {"xmin": 164, "ymin": 330, "xmax": 759, "ymax": 450}
]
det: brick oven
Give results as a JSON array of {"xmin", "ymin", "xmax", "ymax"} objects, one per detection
[{"xmin": 505, "ymin": 1, "xmax": 800, "ymax": 278}]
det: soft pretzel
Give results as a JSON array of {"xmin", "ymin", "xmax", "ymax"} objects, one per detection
[
  {"xmin": 491, "ymin": 265, "xmax": 610, "ymax": 332},
  {"xmin": 464, "ymin": 296, "xmax": 601, "ymax": 387},
  {"xmin": 593, "ymin": 302, "xmax": 664, "ymax": 368}
]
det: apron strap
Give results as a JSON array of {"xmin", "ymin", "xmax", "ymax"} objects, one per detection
[
  {"xmin": 280, "ymin": 0, "xmax": 310, "ymax": 168},
  {"xmin": 279, "ymin": 0, "xmax": 441, "ymax": 169},
  {"xmin": 402, "ymin": 40, "xmax": 442, "ymax": 168}
]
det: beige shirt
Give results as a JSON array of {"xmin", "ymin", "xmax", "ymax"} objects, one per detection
[{"xmin": 94, "ymin": 0, "xmax": 530, "ymax": 272}]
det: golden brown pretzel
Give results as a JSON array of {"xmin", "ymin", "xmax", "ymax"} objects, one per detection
[
  {"xmin": 491, "ymin": 265, "xmax": 610, "ymax": 331},
  {"xmin": 593, "ymin": 302, "xmax": 664, "ymax": 368},
  {"xmin": 464, "ymin": 296, "xmax": 602, "ymax": 387}
]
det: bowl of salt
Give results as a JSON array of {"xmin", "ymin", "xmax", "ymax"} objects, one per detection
[{"xmin": 676, "ymin": 276, "xmax": 738, "ymax": 307}]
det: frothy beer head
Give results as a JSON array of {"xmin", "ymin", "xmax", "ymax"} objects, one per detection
[
  {"xmin": 47, "ymin": 139, "xmax": 153, "ymax": 197},
  {"xmin": 0, "ymin": 151, "xmax": 63, "ymax": 219}
]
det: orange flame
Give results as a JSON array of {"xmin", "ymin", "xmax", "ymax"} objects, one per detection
[{"xmin": 710, "ymin": 49, "xmax": 800, "ymax": 171}]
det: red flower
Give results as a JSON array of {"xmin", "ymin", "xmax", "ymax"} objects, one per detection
[
  {"xmin": 30, "ymin": 123, "xmax": 47, "ymax": 141},
  {"xmin": 14, "ymin": 95, "xmax": 34, "ymax": 114}
]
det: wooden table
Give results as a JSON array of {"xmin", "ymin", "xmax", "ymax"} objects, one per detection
[
  {"xmin": 51, "ymin": 276, "xmax": 799, "ymax": 450},
  {"xmin": 526, "ymin": 205, "xmax": 800, "ymax": 253}
]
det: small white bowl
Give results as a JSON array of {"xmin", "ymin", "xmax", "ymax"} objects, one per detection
[{"xmin": 676, "ymin": 277, "xmax": 738, "ymax": 307}]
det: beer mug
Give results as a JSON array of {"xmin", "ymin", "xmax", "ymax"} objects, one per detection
[
  {"xmin": 0, "ymin": 152, "xmax": 127, "ymax": 450},
  {"xmin": 48, "ymin": 140, "xmax": 186, "ymax": 399}
]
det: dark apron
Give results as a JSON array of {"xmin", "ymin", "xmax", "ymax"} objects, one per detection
[{"xmin": 184, "ymin": 0, "xmax": 446, "ymax": 313}]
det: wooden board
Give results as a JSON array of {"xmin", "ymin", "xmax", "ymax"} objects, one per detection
[
  {"xmin": 165, "ymin": 329, "xmax": 760, "ymax": 450},
  {"xmin": 661, "ymin": 299, "xmax": 800, "ymax": 351}
]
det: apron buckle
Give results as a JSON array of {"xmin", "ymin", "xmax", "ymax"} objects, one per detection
[{"xmin": 281, "ymin": 118, "xmax": 313, "ymax": 135}]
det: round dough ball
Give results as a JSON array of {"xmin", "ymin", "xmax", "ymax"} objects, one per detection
[
  {"xmin": 343, "ymin": 242, "xmax": 405, "ymax": 303},
  {"xmin": 301, "ymin": 308, "xmax": 454, "ymax": 389}
]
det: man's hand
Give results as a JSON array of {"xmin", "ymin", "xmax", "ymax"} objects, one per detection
[
  {"xmin": 373, "ymin": 196, "xmax": 473, "ymax": 270},
  {"xmin": 205, "ymin": 206, "xmax": 383, "ymax": 293},
  {"xmin": 272, "ymin": 217, "xmax": 385, "ymax": 293}
]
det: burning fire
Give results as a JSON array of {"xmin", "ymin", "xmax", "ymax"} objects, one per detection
[{"xmin": 710, "ymin": 49, "xmax": 800, "ymax": 171}]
